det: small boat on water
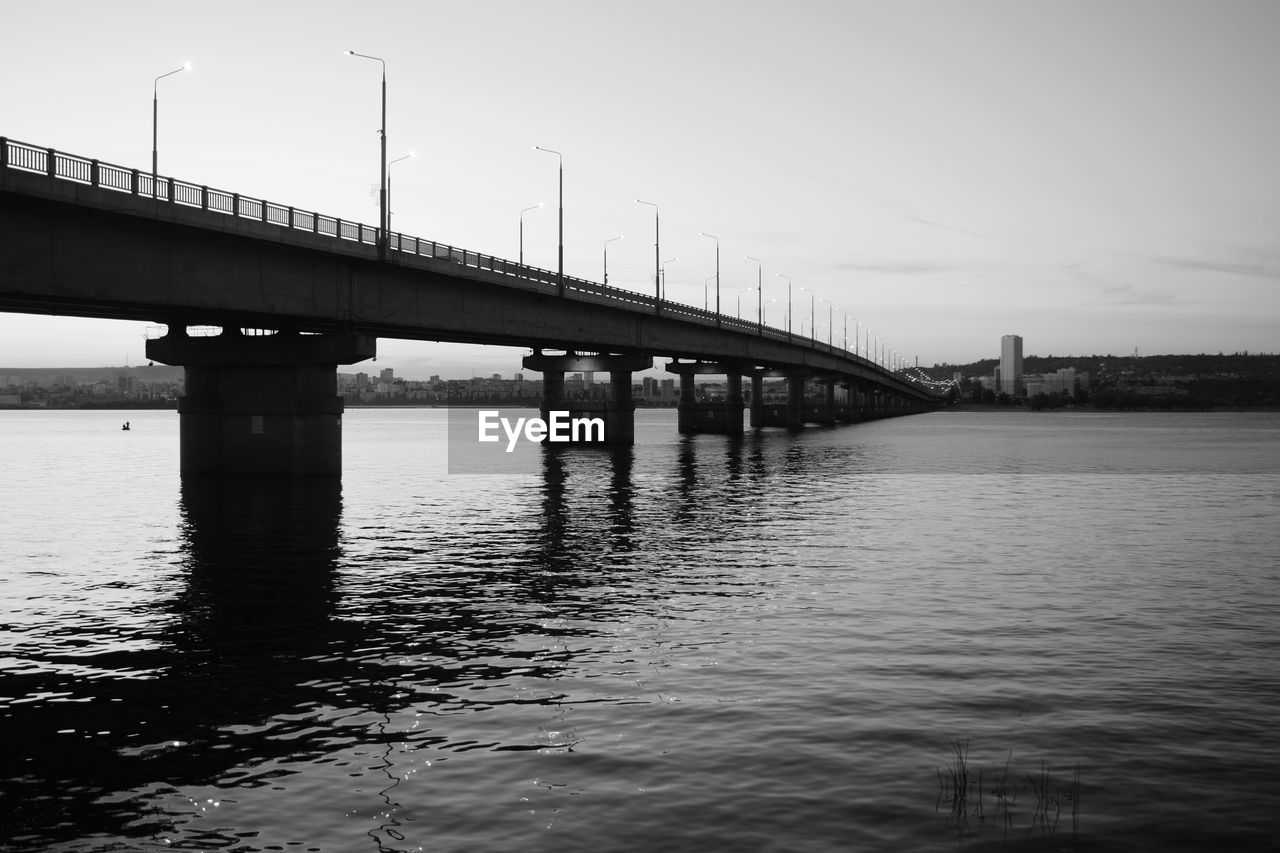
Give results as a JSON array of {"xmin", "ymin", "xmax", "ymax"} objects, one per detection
[{"xmin": 121, "ymin": 422, "xmax": 131, "ymax": 431}]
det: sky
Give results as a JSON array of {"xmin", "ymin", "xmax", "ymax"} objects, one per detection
[{"xmin": 2, "ymin": 0, "xmax": 1277, "ymax": 377}]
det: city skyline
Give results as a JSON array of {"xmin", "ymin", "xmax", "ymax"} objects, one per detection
[{"xmin": 2, "ymin": 1, "xmax": 1277, "ymax": 371}]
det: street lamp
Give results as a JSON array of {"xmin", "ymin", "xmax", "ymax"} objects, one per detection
[
  {"xmin": 763, "ymin": 297, "xmax": 780, "ymax": 326},
  {"xmin": 152, "ymin": 62, "xmax": 191, "ymax": 196},
  {"xmin": 699, "ymin": 232, "xmax": 720, "ymax": 324},
  {"xmin": 661, "ymin": 257, "xmax": 679, "ymax": 301},
  {"xmin": 737, "ymin": 287, "xmax": 753, "ymax": 319},
  {"xmin": 520, "ymin": 202, "xmax": 543, "ymax": 266},
  {"xmin": 388, "ymin": 151, "xmax": 414, "ymax": 241},
  {"xmin": 800, "ymin": 286, "xmax": 816, "ymax": 343},
  {"xmin": 345, "ymin": 49, "xmax": 387, "ymax": 258},
  {"xmin": 635, "ymin": 200, "xmax": 660, "ymax": 305},
  {"xmin": 818, "ymin": 297, "xmax": 833, "ymax": 347},
  {"xmin": 603, "ymin": 234, "xmax": 623, "ymax": 285},
  {"xmin": 704, "ymin": 275, "xmax": 716, "ymax": 312},
  {"xmin": 534, "ymin": 146, "xmax": 564, "ymax": 295},
  {"xmin": 775, "ymin": 273, "xmax": 792, "ymax": 338},
  {"xmin": 745, "ymin": 255, "xmax": 762, "ymax": 331}
]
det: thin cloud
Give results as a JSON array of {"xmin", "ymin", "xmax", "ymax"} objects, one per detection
[
  {"xmin": 1145, "ymin": 255, "xmax": 1280, "ymax": 280},
  {"xmin": 903, "ymin": 215, "xmax": 991, "ymax": 243},
  {"xmin": 836, "ymin": 261, "xmax": 960, "ymax": 274}
]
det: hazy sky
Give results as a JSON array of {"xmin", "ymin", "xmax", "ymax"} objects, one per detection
[{"xmin": 2, "ymin": 0, "xmax": 1277, "ymax": 376}]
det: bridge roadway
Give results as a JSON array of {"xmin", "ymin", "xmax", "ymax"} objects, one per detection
[{"xmin": 1, "ymin": 136, "xmax": 940, "ymax": 474}]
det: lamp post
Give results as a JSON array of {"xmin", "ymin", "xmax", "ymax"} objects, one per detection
[
  {"xmin": 763, "ymin": 298, "xmax": 780, "ymax": 326},
  {"xmin": 801, "ymin": 287, "xmax": 816, "ymax": 343},
  {"xmin": 661, "ymin": 257, "xmax": 678, "ymax": 301},
  {"xmin": 603, "ymin": 234, "xmax": 623, "ymax": 285},
  {"xmin": 387, "ymin": 151, "xmax": 414, "ymax": 241},
  {"xmin": 699, "ymin": 232, "xmax": 720, "ymax": 325},
  {"xmin": 745, "ymin": 256, "xmax": 762, "ymax": 332},
  {"xmin": 818, "ymin": 297, "xmax": 833, "ymax": 347},
  {"xmin": 152, "ymin": 62, "xmax": 191, "ymax": 196},
  {"xmin": 635, "ymin": 200, "xmax": 660, "ymax": 305},
  {"xmin": 737, "ymin": 287, "xmax": 753, "ymax": 319},
  {"xmin": 704, "ymin": 275, "xmax": 716, "ymax": 312},
  {"xmin": 519, "ymin": 203, "xmax": 542, "ymax": 266},
  {"xmin": 836, "ymin": 308, "xmax": 849, "ymax": 351},
  {"xmin": 775, "ymin": 273, "xmax": 792, "ymax": 338},
  {"xmin": 345, "ymin": 50, "xmax": 387, "ymax": 258},
  {"xmin": 534, "ymin": 146, "xmax": 563, "ymax": 295}
]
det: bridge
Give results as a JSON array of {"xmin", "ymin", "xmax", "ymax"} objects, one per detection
[{"xmin": 0, "ymin": 136, "xmax": 942, "ymax": 475}]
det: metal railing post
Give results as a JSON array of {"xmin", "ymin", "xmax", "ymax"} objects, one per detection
[
  {"xmin": 91, "ymin": 159, "xmax": 100, "ymax": 188},
  {"xmin": 1, "ymin": 138, "xmax": 9, "ymax": 170},
  {"xmin": 46, "ymin": 148, "xmax": 56, "ymax": 178},
  {"xmin": 261, "ymin": 201, "xmax": 268, "ymax": 223},
  {"xmin": 130, "ymin": 169, "xmax": 138, "ymax": 196},
  {"xmin": 288, "ymin": 206, "xmax": 295, "ymax": 229},
  {"xmin": 232, "ymin": 193, "xmax": 240, "ymax": 218},
  {"xmin": 201, "ymin": 185, "xmax": 208, "ymax": 211}
]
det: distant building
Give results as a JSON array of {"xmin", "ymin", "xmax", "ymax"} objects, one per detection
[{"xmin": 1000, "ymin": 335, "xmax": 1023, "ymax": 396}]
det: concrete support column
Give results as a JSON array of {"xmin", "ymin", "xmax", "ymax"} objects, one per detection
[
  {"xmin": 523, "ymin": 351, "xmax": 652, "ymax": 445},
  {"xmin": 680, "ymin": 372, "xmax": 696, "ymax": 406},
  {"xmin": 610, "ymin": 370, "xmax": 632, "ymax": 405},
  {"xmin": 814, "ymin": 379, "xmax": 837, "ymax": 425},
  {"xmin": 543, "ymin": 370, "xmax": 566, "ymax": 407},
  {"xmin": 146, "ymin": 327, "xmax": 376, "ymax": 476},
  {"xmin": 788, "ymin": 376, "xmax": 806, "ymax": 422},
  {"xmin": 838, "ymin": 381, "xmax": 858, "ymax": 423},
  {"xmin": 668, "ymin": 359, "xmax": 745, "ymax": 435},
  {"xmin": 749, "ymin": 371, "xmax": 805, "ymax": 429},
  {"xmin": 726, "ymin": 373, "xmax": 743, "ymax": 407}
]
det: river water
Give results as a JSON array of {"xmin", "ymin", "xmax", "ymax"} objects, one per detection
[{"xmin": 2, "ymin": 408, "xmax": 1278, "ymax": 852}]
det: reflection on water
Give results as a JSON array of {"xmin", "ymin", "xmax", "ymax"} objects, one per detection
[{"xmin": 2, "ymin": 410, "xmax": 1279, "ymax": 852}]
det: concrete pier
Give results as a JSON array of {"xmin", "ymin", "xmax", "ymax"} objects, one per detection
[
  {"xmin": 522, "ymin": 351, "xmax": 652, "ymax": 445},
  {"xmin": 666, "ymin": 360, "xmax": 746, "ymax": 434},
  {"xmin": 750, "ymin": 369, "xmax": 806, "ymax": 429},
  {"xmin": 146, "ymin": 327, "xmax": 376, "ymax": 475},
  {"xmin": 801, "ymin": 378, "xmax": 838, "ymax": 426}
]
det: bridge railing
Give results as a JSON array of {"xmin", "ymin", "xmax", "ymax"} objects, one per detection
[{"xmin": 1, "ymin": 135, "xmax": 920, "ymax": 385}]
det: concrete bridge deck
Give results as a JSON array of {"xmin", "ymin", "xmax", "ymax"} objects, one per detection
[{"xmin": 1, "ymin": 136, "xmax": 944, "ymax": 473}]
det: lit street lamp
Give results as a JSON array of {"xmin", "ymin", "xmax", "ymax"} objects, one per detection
[
  {"xmin": 534, "ymin": 146, "xmax": 564, "ymax": 295},
  {"xmin": 635, "ymin": 200, "xmax": 660, "ymax": 305},
  {"xmin": 699, "ymin": 232, "xmax": 720, "ymax": 325},
  {"xmin": 152, "ymin": 62, "xmax": 191, "ymax": 196},
  {"xmin": 661, "ymin": 257, "xmax": 678, "ymax": 301},
  {"xmin": 745, "ymin": 255, "xmax": 763, "ymax": 331},
  {"xmin": 775, "ymin": 273, "xmax": 792, "ymax": 338},
  {"xmin": 345, "ymin": 50, "xmax": 387, "ymax": 258},
  {"xmin": 520, "ymin": 202, "xmax": 543, "ymax": 266},
  {"xmin": 388, "ymin": 151, "xmax": 414, "ymax": 239},
  {"xmin": 603, "ymin": 234, "xmax": 623, "ymax": 285},
  {"xmin": 801, "ymin": 286, "xmax": 816, "ymax": 343}
]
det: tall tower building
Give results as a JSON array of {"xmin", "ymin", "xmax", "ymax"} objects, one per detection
[{"xmin": 1000, "ymin": 334, "xmax": 1023, "ymax": 396}]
